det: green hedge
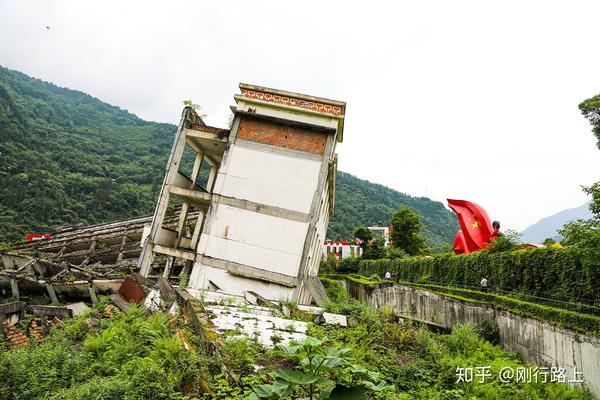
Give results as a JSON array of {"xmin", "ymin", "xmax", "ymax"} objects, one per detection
[
  {"xmin": 358, "ymin": 247, "xmax": 600, "ymax": 303},
  {"xmin": 407, "ymin": 283, "xmax": 600, "ymax": 335}
]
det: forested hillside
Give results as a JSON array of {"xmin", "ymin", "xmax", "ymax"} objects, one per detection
[
  {"xmin": 0, "ymin": 66, "xmax": 457, "ymax": 247},
  {"xmin": 328, "ymin": 172, "xmax": 457, "ymax": 248},
  {"xmin": 0, "ymin": 67, "xmax": 174, "ymax": 242}
]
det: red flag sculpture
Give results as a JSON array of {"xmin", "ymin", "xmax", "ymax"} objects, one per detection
[{"xmin": 447, "ymin": 199, "xmax": 498, "ymax": 254}]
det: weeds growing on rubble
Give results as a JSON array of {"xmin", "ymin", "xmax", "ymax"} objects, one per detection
[{"xmin": 0, "ymin": 297, "xmax": 594, "ymax": 400}]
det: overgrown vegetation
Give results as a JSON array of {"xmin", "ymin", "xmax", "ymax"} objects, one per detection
[
  {"xmin": 249, "ymin": 337, "xmax": 391, "ymax": 399},
  {"xmin": 0, "ymin": 67, "xmax": 176, "ymax": 243},
  {"xmin": 311, "ymin": 287, "xmax": 591, "ymax": 400},
  {"xmin": 359, "ymin": 246, "xmax": 600, "ymax": 304},
  {"xmin": 0, "ymin": 304, "xmax": 205, "ymax": 399},
  {"xmin": 1, "ymin": 292, "xmax": 593, "ymax": 399}
]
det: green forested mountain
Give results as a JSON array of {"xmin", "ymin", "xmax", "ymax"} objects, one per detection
[
  {"xmin": 0, "ymin": 66, "xmax": 174, "ymax": 242},
  {"xmin": 0, "ymin": 66, "xmax": 457, "ymax": 247},
  {"xmin": 328, "ymin": 172, "xmax": 457, "ymax": 248}
]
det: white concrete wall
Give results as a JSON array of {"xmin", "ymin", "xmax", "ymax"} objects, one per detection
[
  {"xmin": 212, "ymin": 145, "xmax": 321, "ymax": 214},
  {"xmin": 188, "ymin": 263, "xmax": 294, "ymax": 301},
  {"xmin": 196, "ymin": 203, "xmax": 308, "ymax": 276}
]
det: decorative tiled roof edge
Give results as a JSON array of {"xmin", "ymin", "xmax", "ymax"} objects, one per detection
[{"xmin": 238, "ymin": 83, "xmax": 346, "ymax": 116}]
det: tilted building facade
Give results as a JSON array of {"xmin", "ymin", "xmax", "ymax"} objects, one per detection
[{"xmin": 138, "ymin": 84, "xmax": 345, "ymax": 305}]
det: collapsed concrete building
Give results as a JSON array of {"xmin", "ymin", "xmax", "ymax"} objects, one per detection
[{"xmin": 138, "ymin": 84, "xmax": 346, "ymax": 305}]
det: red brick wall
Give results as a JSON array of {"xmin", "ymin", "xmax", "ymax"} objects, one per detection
[{"xmin": 237, "ymin": 117, "xmax": 327, "ymax": 154}]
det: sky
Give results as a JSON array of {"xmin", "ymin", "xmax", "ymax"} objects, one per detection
[{"xmin": 1, "ymin": 0, "xmax": 599, "ymax": 231}]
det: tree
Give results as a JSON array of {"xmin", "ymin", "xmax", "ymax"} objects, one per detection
[
  {"xmin": 583, "ymin": 182, "xmax": 600, "ymax": 220},
  {"xmin": 543, "ymin": 237, "xmax": 556, "ymax": 246},
  {"xmin": 579, "ymin": 94, "xmax": 600, "ymax": 150},
  {"xmin": 558, "ymin": 219, "xmax": 599, "ymax": 246},
  {"xmin": 554, "ymin": 96, "xmax": 600, "ymax": 251},
  {"xmin": 486, "ymin": 232, "xmax": 519, "ymax": 253},
  {"xmin": 353, "ymin": 226, "xmax": 372, "ymax": 250},
  {"xmin": 362, "ymin": 237, "xmax": 386, "ymax": 260},
  {"xmin": 579, "ymin": 94, "xmax": 600, "ymax": 220},
  {"xmin": 390, "ymin": 207, "xmax": 426, "ymax": 255},
  {"xmin": 384, "ymin": 246, "xmax": 407, "ymax": 259}
]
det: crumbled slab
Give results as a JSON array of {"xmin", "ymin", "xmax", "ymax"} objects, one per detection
[
  {"xmin": 297, "ymin": 304, "xmax": 325, "ymax": 314},
  {"xmin": 186, "ymin": 290, "xmax": 309, "ymax": 347},
  {"xmin": 65, "ymin": 302, "xmax": 91, "ymax": 316},
  {"xmin": 143, "ymin": 288, "xmax": 350, "ymax": 348},
  {"xmin": 187, "ymin": 288, "xmax": 247, "ymax": 306},
  {"xmin": 322, "ymin": 312, "xmax": 348, "ymax": 327},
  {"xmin": 144, "ymin": 289, "xmax": 162, "ymax": 312}
]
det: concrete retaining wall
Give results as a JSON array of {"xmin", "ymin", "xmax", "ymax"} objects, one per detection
[{"xmin": 352, "ymin": 283, "xmax": 600, "ymax": 399}]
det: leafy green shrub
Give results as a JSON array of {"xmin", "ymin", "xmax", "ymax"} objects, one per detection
[
  {"xmin": 476, "ymin": 319, "xmax": 500, "ymax": 345},
  {"xmin": 0, "ymin": 305, "xmax": 205, "ymax": 400},
  {"xmin": 320, "ymin": 277, "xmax": 347, "ymax": 302},
  {"xmin": 249, "ymin": 337, "xmax": 392, "ymax": 400},
  {"xmin": 336, "ymin": 256, "xmax": 361, "ymax": 273}
]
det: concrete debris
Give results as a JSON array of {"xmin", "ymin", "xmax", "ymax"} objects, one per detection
[
  {"xmin": 144, "ymin": 289, "xmax": 162, "ymax": 312},
  {"xmin": 168, "ymin": 301, "xmax": 180, "ymax": 316},
  {"xmin": 111, "ymin": 274, "xmax": 154, "ymax": 311},
  {"xmin": 26, "ymin": 304, "xmax": 73, "ymax": 318},
  {"xmin": 321, "ymin": 312, "xmax": 348, "ymax": 327},
  {"xmin": 65, "ymin": 302, "xmax": 91, "ymax": 316},
  {"xmin": 184, "ymin": 290, "xmax": 350, "ymax": 347},
  {"xmin": 206, "ymin": 303, "xmax": 308, "ymax": 347}
]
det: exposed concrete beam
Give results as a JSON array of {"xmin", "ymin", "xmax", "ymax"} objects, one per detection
[
  {"xmin": 185, "ymin": 128, "xmax": 228, "ymax": 143},
  {"xmin": 169, "ymin": 186, "xmax": 212, "ymax": 210},
  {"xmin": 212, "ymin": 194, "xmax": 310, "ymax": 223},
  {"xmin": 153, "ymin": 244, "xmax": 196, "ymax": 262},
  {"xmin": 200, "ymin": 255, "xmax": 297, "ymax": 287}
]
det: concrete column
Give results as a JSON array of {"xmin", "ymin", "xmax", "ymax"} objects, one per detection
[
  {"xmin": 190, "ymin": 212, "xmax": 205, "ymax": 251},
  {"xmin": 190, "ymin": 152, "xmax": 204, "ymax": 187},
  {"xmin": 207, "ymin": 164, "xmax": 218, "ymax": 193},
  {"xmin": 87, "ymin": 278, "xmax": 98, "ymax": 306},
  {"xmin": 116, "ymin": 234, "xmax": 128, "ymax": 263},
  {"xmin": 45, "ymin": 283, "xmax": 59, "ymax": 304},
  {"xmin": 139, "ymin": 110, "xmax": 190, "ymax": 277},
  {"xmin": 175, "ymin": 152, "xmax": 204, "ymax": 247},
  {"xmin": 163, "ymin": 257, "xmax": 175, "ymax": 279},
  {"xmin": 178, "ymin": 260, "xmax": 193, "ymax": 286},
  {"xmin": 10, "ymin": 277, "xmax": 19, "ymax": 300}
]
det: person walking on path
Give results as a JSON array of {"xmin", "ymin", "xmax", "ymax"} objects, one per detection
[{"xmin": 480, "ymin": 277, "xmax": 488, "ymax": 293}]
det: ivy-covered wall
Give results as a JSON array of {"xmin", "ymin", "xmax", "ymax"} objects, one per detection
[{"xmin": 358, "ymin": 247, "xmax": 600, "ymax": 303}]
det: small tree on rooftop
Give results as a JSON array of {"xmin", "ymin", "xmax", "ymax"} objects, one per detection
[
  {"xmin": 390, "ymin": 206, "xmax": 426, "ymax": 256},
  {"xmin": 182, "ymin": 99, "xmax": 207, "ymax": 119}
]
